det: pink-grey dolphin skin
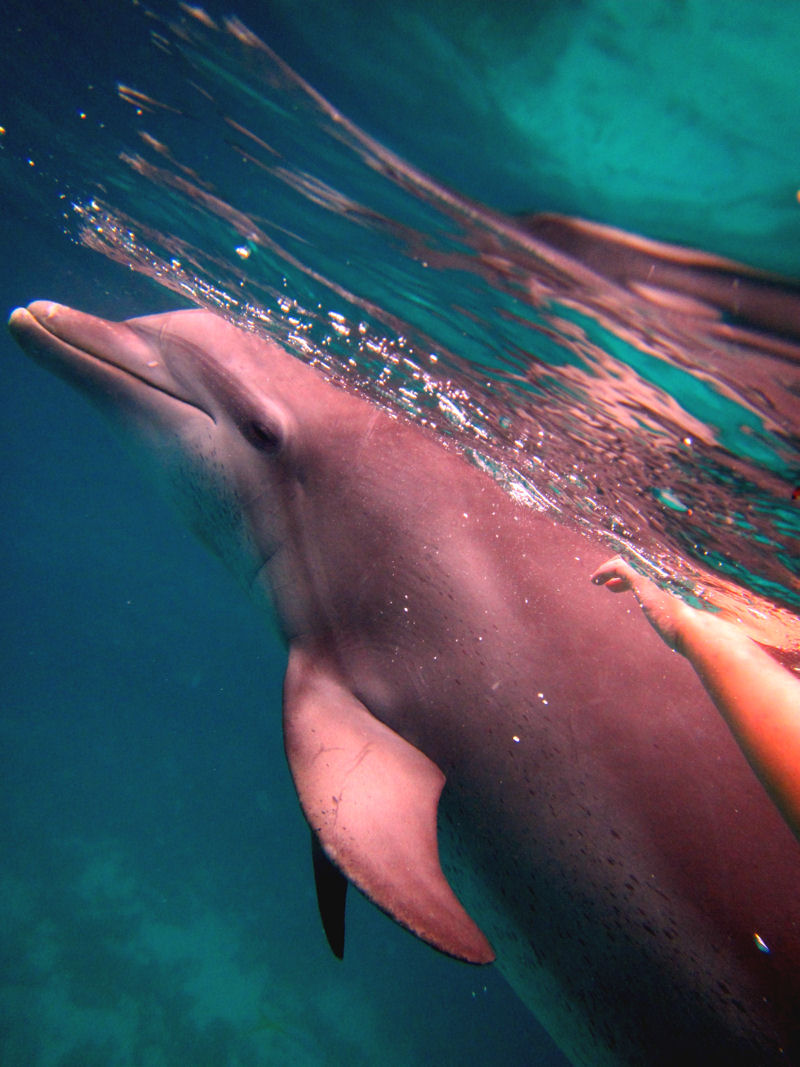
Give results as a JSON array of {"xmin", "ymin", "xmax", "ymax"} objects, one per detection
[{"xmin": 8, "ymin": 301, "xmax": 800, "ymax": 1066}]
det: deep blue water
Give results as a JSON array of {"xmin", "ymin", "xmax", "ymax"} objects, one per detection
[{"xmin": 1, "ymin": 2, "xmax": 799, "ymax": 1064}]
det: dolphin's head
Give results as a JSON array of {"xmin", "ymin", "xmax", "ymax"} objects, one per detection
[{"xmin": 8, "ymin": 301, "xmax": 349, "ymax": 632}]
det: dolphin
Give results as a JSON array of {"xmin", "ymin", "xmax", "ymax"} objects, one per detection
[{"xmin": 9, "ymin": 301, "xmax": 800, "ymax": 1066}]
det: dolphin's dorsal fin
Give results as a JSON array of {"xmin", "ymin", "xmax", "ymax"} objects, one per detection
[{"xmin": 283, "ymin": 645, "xmax": 494, "ymax": 964}]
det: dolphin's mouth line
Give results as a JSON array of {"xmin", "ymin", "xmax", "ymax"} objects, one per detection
[
  {"xmin": 17, "ymin": 307, "xmax": 215, "ymax": 422},
  {"xmin": 79, "ymin": 338, "xmax": 212, "ymax": 416}
]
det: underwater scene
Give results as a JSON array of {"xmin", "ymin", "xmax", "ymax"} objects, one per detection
[{"xmin": 1, "ymin": 1, "xmax": 799, "ymax": 1064}]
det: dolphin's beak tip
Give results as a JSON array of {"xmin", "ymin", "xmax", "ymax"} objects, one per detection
[
  {"xmin": 7, "ymin": 306, "xmax": 32, "ymax": 331},
  {"xmin": 29, "ymin": 300, "xmax": 61, "ymax": 317},
  {"xmin": 9, "ymin": 301, "xmax": 64, "ymax": 330}
]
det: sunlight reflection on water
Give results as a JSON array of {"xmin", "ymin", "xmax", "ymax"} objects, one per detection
[{"xmin": 68, "ymin": 9, "xmax": 799, "ymax": 634}]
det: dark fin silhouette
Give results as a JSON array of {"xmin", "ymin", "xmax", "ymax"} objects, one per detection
[{"xmin": 311, "ymin": 829, "xmax": 347, "ymax": 959}]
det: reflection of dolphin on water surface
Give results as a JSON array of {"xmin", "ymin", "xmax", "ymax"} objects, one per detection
[
  {"xmin": 519, "ymin": 213, "xmax": 800, "ymax": 344},
  {"xmin": 9, "ymin": 300, "xmax": 800, "ymax": 1066}
]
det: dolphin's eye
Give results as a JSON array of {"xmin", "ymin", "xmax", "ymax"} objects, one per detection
[{"xmin": 244, "ymin": 419, "xmax": 282, "ymax": 452}]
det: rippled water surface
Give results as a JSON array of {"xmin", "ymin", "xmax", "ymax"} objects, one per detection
[{"xmin": 17, "ymin": 3, "xmax": 800, "ymax": 613}]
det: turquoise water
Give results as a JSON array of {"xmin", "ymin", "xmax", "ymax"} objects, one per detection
[{"xmin": 1, "ymin": 2, "xmax": 799, "ymax": 1064}]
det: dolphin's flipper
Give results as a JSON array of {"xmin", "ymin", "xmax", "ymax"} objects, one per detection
[
  {"xmin": 283, "ymin": 645, "xmax": 494, "ymax": 964},
  {"xmin": 310, "ymin": 829, "xmax": 347, "ymax": 959}
]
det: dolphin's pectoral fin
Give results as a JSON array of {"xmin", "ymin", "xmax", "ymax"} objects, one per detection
[
  {"xmin": 283, "ymin": 645, "xmax": 495, "ymax": 964},
  {"xmin": 310, "ymin": 829, "xmax": 347, "ymax": 959}
]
